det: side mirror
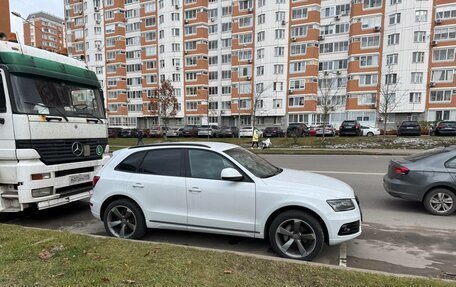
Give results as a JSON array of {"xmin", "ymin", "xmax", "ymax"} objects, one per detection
[{"xmin": 221, "ymin": 168, "xmax": 243, "ymax": 181}]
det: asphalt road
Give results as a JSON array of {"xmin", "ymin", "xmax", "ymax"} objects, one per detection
[{"xmin": 1, "ymin": 154, "xmax": 455, "ymax": 279}]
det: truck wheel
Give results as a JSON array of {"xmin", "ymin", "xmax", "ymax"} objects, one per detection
[
  {"xmin": 424, "ymin": 188, "xmax": 456, "ymax": 216},
  {"xmin": 269, "ymin": 210, "xmax": 324, "ymax": 261},
  {"xmin": 103, "ymin": 199, "xmax": 147, "ymax": 239}
]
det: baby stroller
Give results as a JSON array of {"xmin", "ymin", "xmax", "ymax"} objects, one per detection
[{"xmin": 259, "ymin": 138, "xmax": 272, "ymax": 149}]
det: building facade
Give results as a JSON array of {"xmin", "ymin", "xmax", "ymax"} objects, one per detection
[
  {"xmin": 64, "ymin": 0, "xmax": 456, "ymax": 129},
  {"xmin": 23, "ymin": 12, "xmax": 66, "ymax": 53},
  {"xmin": 0, "ymin": 0, "xmax": 11, "ymax": 35}
]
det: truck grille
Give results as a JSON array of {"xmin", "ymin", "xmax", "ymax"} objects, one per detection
[{"xmin": 16, "ymin": 138, "xmax": 107, "ymax": 165}]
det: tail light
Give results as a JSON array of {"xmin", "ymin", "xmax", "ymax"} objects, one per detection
[
  {"xmin": 437, "ymin": 124, "xmax": 444, "ymax": 128},
  {"xmin": 394, "ymin": 167, "xmax": 409, "ymax": 175},
  {"xmin": 93, "ymin": 176, "xmax": 100, "ymax": 187}
]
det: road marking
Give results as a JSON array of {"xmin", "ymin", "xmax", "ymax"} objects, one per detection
[
  {"xmin": 307, "ymin": 170, "xmax": 384, "ymax": 176},
  {"xmin": 339, "ymin": 243, "xmax": 347, "ymax": 267}
]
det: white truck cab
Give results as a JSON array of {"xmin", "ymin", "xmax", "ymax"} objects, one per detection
[{"xmin": 0, "ymin": 40, "xmax": 109, "ymax": 212}]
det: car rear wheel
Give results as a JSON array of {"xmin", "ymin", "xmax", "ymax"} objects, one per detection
[
  {"xmin": 269, "ymin": 210, "xmax": 324, "ymax": 261},
  {"xmin": 424, "ymin": 188, "xmax": 456, "ymax": 216},
  {"xmin": 367, "ymin": 132, "xmax": 374, "ymax": 137},
  {"xmin": 103, "ymin": 199, "xmax": 147, "ymax": 239}
]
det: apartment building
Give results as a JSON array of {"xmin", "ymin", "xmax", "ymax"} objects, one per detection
[
  {"xmin": 0, "ymin": 0, "xmax": 11, "ymax": 35},
  {"xmin": 23, "ymin": 12, "xmax": 65, "ymax": 53},
  {"xmin": 64, "ymin": 0, "xmax": 456, "ymax": 129}
]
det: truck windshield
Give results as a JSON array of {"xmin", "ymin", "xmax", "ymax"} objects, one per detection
[{"xmin": 10, "ymin": 74, "xmax": 105, "ymax": 119}]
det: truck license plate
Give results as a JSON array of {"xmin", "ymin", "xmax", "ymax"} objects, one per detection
[{"xmin": 69, "ymin": 174, "xmax": 90, "ymax": 185}]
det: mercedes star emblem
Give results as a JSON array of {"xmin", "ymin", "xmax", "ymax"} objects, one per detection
[{"xmin": 71, "ymin": 142, "xmax": 84, "ymax": 157}]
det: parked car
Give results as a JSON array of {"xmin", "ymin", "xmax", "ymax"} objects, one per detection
[
  {"xmin": 198, "ymin": 125, "xmax": 221, "ymax": 137},
  {"xmin": 108, "ymin": 128, "xmax": 122, "ymax": 138},
  {"xmin": 90, "ymin": 142, "xmax": 362, "ymax": 261},
  {"xmin": 383, "ymin": 146, "xmax": 456, "ymax": 216},
  {"xmin": 239, "ymin": 126, "xmax": 254, "ymax": 137},
  {"xmin": 397, "ymin": 121, "xmax": 421, "ymax": 136},
  {"xmin": 308, "ymin": 125, "xmax": 318, "ymax": 137},
  {"xmin": 219, "ymin": 126, "xmax": 239, "ymax": 138},
  {"xmin": 148, "ymin": 126, "xmax": 168, "ymax": 138},
  {"xmin": 166, "ymin": 127, "xmax": 182, "ymax": 137},
  {"xmin": 431, "ymin": 121, "xmax": 456, "ymax": 136},
  {"xmin": 181, "ymin": 125, "xmax": 199, "ymax": 137},
  {"xmin": 263, "ymin": 127, "xmax": 285, "ymax": 137},
  {"xmin": 315, "ymin": 124, "xmax": 336, "ymax": 137},
  {"xmin": 286, "ymin": 123, "xmax": 308, "ymax": 137},
  {"xmin": 361, "ymin": 126, "xmax": 380, "ymax": 137},
  {"xmin": 339, "ymin": 120, "xmax": 362, "ymax": 136},
  {"xmin": 120, "ymin": 129, "xmax": 137, "ymax": 138}
]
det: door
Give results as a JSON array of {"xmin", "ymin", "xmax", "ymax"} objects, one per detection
[
  {"xmin": 0, "ymin": 70, "xmax": 16, "ymax": 183},
  {"xmin": 127, "ymin": 148, "xmax": 187, "ymax": 225},
  {"xmin": 186, "ymin": 149, "xmax": 255, "ymax": 233}
]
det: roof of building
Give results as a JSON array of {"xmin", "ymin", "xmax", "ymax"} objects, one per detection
[{"xmin": 26, "ymin": 12, "xmax": 63, "ymax": 25}]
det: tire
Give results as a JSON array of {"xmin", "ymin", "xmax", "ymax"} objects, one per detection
[
  {"xmin": 103, "ymin": 199, "xmax": 147, "ymax": 239},
  {"xmin": 367, "ymin": 132, "xmax": 374, "ymax": 137},
  {"xmin": 268, "ymin": 210, "xmax": 324, "ymax": 261},
  {"xmin": 423, "ymin": 188, "xmax": 456, "ymax": 216}
]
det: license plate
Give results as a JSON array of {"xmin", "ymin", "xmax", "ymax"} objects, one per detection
[
  {"xmin": 406, "ymin": 127, "xmax": 414, "ymax": 129},
  {"xmin": 69, "ymin": 174, "xmax": 90, "ymax": 185}
]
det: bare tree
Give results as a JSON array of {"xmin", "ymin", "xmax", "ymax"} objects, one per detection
[
  {"xmin": 317, "ymin": 71, "xmax": 345, "ymax": 139},
  {"xmin": 251, "ymin": 83, "xmax": 272, "ymax": 129},
  {"xmin": 378, "ymin": 66, "xmax": 406, "ymax": 137},
  {"xmin": 149, "ymin": 80, "xmax": 178, "ymax": 140}
]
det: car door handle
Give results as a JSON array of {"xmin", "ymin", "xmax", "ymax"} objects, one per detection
[
  {"xmin": 189, "ymin": 187, "xmax": 202, "ymax": 193},
  {"xmin": 132, "ymin": 183, "xmax": 144, "ymax": 188}
]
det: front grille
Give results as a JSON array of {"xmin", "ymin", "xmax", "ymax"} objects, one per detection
[
  {"xmin": 338, "ymin": 220, "xmax": 360, "ymax": 236},
  {"xmin": 56, "ymin": 182, "xmax": 92, "ymax": 197},
  {"xmin": 55, "ymin": 167, "xmax": 94, "ymax": 178},
  {"xmin": 16, "ymin": 138, "xmax": 107, "ymax": 165}
]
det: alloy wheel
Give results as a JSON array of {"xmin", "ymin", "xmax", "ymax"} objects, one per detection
[
  {"xmin": 106, "ymin": 205, "xmax": 137, "ymax": 238},
  {"xmin": 275, "ymin": 219, "xmax": 317, "ymax": 259},
  {"xmin": 429, "ymin": 192, "xmax": 454, "ymax": 213}
]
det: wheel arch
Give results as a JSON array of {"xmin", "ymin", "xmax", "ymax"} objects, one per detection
[
  {"xmin": 264, "ymin": 205, "xmax": 329, "ymax": 245},
  {"xmin": 423, "ymin": 185, "xmax": 456, "ymax": 202}
]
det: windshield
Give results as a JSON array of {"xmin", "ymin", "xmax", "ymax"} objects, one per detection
[
  {"xmin": 10, "ymin": 74, "xmax": 105, "ymax": 119},
  {"xmin": 224, "ymin": 147, "xmax": 281, "ymax": 178}
]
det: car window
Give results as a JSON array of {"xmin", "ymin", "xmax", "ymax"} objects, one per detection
[
  {"xmin": 116, "ymin": 151, "xmax": 147, "ymax": 172},
  {"xmin": 224, "ymin": 147, "xmax": 280, "ymax": 178},
  {"xmin": 0, "ymin": 74, "xmax": 6, "ymax": 112},
  {"xmin": 445, "ymin": 157, "xmax": 456, "ymax": 169},
  {"xmin": 139, "ymin": 149, "xmax": 183, "ymax": 177},
  {"xmin": 188, "ymin": 149, "xmax": 235, "ymax": 180}
]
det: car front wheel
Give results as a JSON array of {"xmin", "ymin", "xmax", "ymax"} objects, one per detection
[
  {"xmin": 269, "ymin": 210, "xmax": 324, "ymax": 261},
  {"xmin": 424, "ymin": 188, "xmax": 456, "ymax": 216},
  {"xmin": 103, "ymin": 199, "xmax": 147, "ymax": 239}
]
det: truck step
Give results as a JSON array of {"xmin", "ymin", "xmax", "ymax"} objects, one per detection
[
  {"xmin": 1, "ymin": 207, "xmax": 21, "ymax": 212},
  {"xmin": 1, "ymin": 192, "xmax": 19, "ymax": 199}
]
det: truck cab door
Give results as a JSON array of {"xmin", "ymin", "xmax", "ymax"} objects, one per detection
[{"xmin": 0, "ymin": 69, "xmax": 18, "ymax": 183}]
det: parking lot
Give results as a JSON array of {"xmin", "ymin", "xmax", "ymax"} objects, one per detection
[{"xmin": 1, "ymin": 154, "xmax": 455, "ymax": 278}]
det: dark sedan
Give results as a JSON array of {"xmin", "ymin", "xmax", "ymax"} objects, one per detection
[
  {"xmin": 383, "ymin": 146, "xmax": 456, "ymax": 216},
  {"xmin": 286, "ymin": 123, "xmax": 308, "ymax": 137},
  {"xmin": 432, "ymin": 121, "xmax": 456, "ymax": 136},
  {"xmin": 397, "ymin": 121, "xmax": 421, "ymax": 136},
  {"xmin": 263, "ymin": 127, "xmax": 285, "ymax": 137},
  {"xmin": 219, "ymin": 126, "xmax": 239, "ymax": 138},
  {"xmin": 181, "ymin": 125, "xmax": 199, "ymax": 137}
]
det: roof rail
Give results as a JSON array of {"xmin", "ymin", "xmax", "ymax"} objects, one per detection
[{"xmin": 128, "ymin": 143, "xmax": 211, "ymax": 150}]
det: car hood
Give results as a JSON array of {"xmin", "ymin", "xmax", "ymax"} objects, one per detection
[{"xmin": 262, "ymin": 168, "xmax": 354, "ymax": 199}]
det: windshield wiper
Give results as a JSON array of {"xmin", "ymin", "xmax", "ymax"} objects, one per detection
[
  {"xmin": 24, "ymin": 102, "xmax": 69, "ymax": 122},
  {"xmin": 74, "ymin": 110, "xmax": 102, "ymax": 123}
]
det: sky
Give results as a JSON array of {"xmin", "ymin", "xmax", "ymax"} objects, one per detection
[{"xmin": 9, "ymin": 0, "xmax": 64, "ymax": 42}]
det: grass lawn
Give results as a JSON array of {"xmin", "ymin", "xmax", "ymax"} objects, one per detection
[
  {"xmin": 0, "ymin": 224, "xmax": 452, "ymax": 287},
  {"xmin": 108, "ymin": 136, "xmax": 456, "ymax": 152}
]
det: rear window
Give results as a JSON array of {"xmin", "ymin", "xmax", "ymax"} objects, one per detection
[
  {"xmin": 402, "ymin": 121, "xmax": 419, "ymax": 126},
  {"xmin": 343, "ymin": 121, "xmax": 356, "ymax": 125},
  {"xmin": 139, "ymin": 149, "xmax": 183, "ymax": 177},
  {"xmin": 404, "ymin": 147, "xmax": 448, "ymax": 162}
]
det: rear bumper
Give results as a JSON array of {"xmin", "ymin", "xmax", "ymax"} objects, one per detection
[
  {"xmin": 383, "ymin": 175, "xmax": 423, "ymax": 201},
  {"xmin": 398, "ymin": 129, "xmax": 421, "ymax": 135},
  {"xmin": 340, "ymin": 130, "xmax": 359, "ymax": 135},
  {"xmin": 435, "ymin": 129, "xmax": 456, "ymax": 136}
]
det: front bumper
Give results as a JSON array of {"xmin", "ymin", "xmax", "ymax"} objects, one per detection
[{"xmin": 326, "ymin": 207, "xmax": 362, "ymax": 245}]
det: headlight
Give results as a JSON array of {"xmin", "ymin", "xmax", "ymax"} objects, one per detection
[{"xmin": 327, "ymin": 199, "xmax": 355, "ymax": 212}]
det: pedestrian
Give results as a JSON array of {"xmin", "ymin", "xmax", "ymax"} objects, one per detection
[
  {"xmin": 136, "ymin": 130, "xmax": 145, "ymax": 146},
  {"xmin": 251, "ymin": 128, "xmax": 259, "ymax": 149}
]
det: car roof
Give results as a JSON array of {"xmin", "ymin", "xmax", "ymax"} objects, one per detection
[{"xmin": 128, "ymin": 141, "xmax": 238, "ymax": 152}]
